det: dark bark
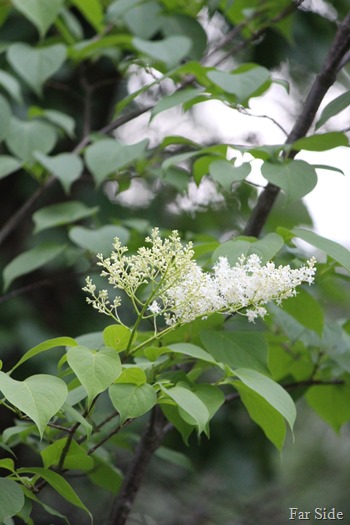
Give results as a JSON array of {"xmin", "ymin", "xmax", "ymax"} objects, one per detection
[{"xmin": 107, "ymin": 407, "xmax": 171, "ymax": 525}]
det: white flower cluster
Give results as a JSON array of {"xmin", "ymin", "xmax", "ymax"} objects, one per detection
[{"xmin": 83, "ymin": 229, "xmax": 316, "ymax": 328}]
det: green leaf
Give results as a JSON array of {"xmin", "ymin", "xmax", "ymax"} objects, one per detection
[
  {"xmin": 161, "ymin": 166, "xmax": 189, "ymax": 191},
  {"xmin": 193, "ymin": 155, "xmax": 221, "ymax": 184},
  {"xmin": 116, "ymin": 366, "xmax": 146, "ymax": 385},
  {"xmin": 0, "ymin": 479, "xmax": 25, "ymax": 522},
  {"xmin": 85, "ymin": 138, "xmax": 149, "ymax": 185},
  {"xmin": 41, "ymin": 438, "xmax": 94, "ymax": 471},
  {"xmin": 69, "ymin": 225, "xmax": 129, "ymax": 256},
  {"xmin": 207, "ymin": 64, "xmax": 271, "ymax": 103},
  {"xmin": 209, "ymin": 160, "xmax": 251, "ymax": 190},
  {"xmin": 11, "ymin": 336, "xmax": 77, "ymax": 373},
  {"xmin": 312, "ymin": 164, "xmax": 344, "ymax": 176},
  {"xmin": 235, "ymin": 382, "xmax": 286, "ymax": 450},
  {"xmin": 160, "ymin": 403, "xmax": 194, "ymax": 444},
  {"xmin": 261, "ymin": 160, "xmax": 317, "ymax": 203},
  {"xmin": 88, "ymin": 456, "xmax": 122, "ymax": 493},
  {"xmin": 0, "ymin": 372, "xmax": 68, "ymax": 438},
  {"xmin": 161, "ymin": 14, "xmax": 208, "ymax": 61},
  {"xmin": 292, "ymin": 228, "xmax": 350, "ymax": 272},
  {"xmin": 71, "ymin": 0, "xmax": 104, "ymax": 32},
  {"xmin": 238, "ymin": 143, "xmax": 286, "ymax": 161},
  {"xmin": 103, "ymin": 324, "xmax": 132, "ymax": 351},
  {"xmin": 7, "ymin": 43, "xmax": 66, "ymax": 96},
  {"xmin": 0, "ymin": 70, "xmax": 23, "ymax": 103},
  {"xmin": 293, "ymin": 132, "xmax": 349, "ymax": 151},
  {"xmin": 151, "ymin": 88, "xmax": 204, "ymax": 120},
  {"xmin": 167, "ymin": 343, "xmax": 217, "ymax": 364},
  {"xmin": 281, "ymin": 288, "xmax": 324, "ymax": 336},
  {"xmin": 0, "ymin": 458, "xmax": 15, "ymax": 473},
  {"xmin": 69, "ymin": 34, "xmax": 132, "ymax": 61},
  {"xmin": 155, "ymin": 446, "xmax": 193, "ymax": 471},
  {"xmin": 124, "ymin": 2, "xmax": 162, "ymax": 39},
  {"xmin": 162, "ymin": 150, "xmax": 200, "ymax": 171},
  {"xmin": 33, "ymin": 201, "xmax": 98, "ymax": 233},
  {"xmin": 212, "ymin": 233, "xmax": 284, "ymax": 266},
  {"xmin": 34, "ymin": 152, "xmax": 83, "ymax": 193},
  {"xmin": 161, "ymin": 385, "xmax": 210, "ymax": 434},
  {"xmin": 107, "ymin": 0, "xmax": 141, "ymax": 21},
  {"xmin": 21, "ymin": 486, "xmax": 69, "ymax": 522},
  {"xmin": 3, "ymin": 242, "xmax": 66, "ymax": 291},
  {"xmin": 67, "ymin": 346, "xmax": 122, "ymax": 407},
  {"xmin": 316, "ymin": 91, "xmax": 350, "ymax": 129},
  {"xmin": 133, "ymin": 35, "xmax": 192, "ymax": 67},
  {"xmin": 18, "ymin": 467, "xmax": 91, "ymax": 519},
  {"xmin": 0, "ymin": 93, "xmax": 11, "ymax": 142},
  {"xmin": 0, "ymin": 155, "xmax": 22, "ymax": 180},
  {"xmin": 29, "ymin": 107, "xmax": 76, "ymax": 138},
  {"xmin": 201, "ymin": 331, "xmax": 269, "ymax": 374},
  {"xmin": 306, "ymin": 383, "xmax": 350, "ymax": 432},
  {"xmin": 62, "ymin": 402, "xmax": 92, "ymax": 437},
  {"xmin": 192, "ymin": 384, "xmax": 224, "ymax": 437},
  {"xmin": 5, "ymin": 117, "xmax": 57, "ymax": 162},
  {"xmin": 234, "ymin": 368, "xmax": 296, "ymax": 432},
  {"xmin": 12, "ymin": 0, "xmax": 64, "ymax": 37},
  {"xmin": 109, "ymin": 383, "xmax": 157, "ymax": 423}
]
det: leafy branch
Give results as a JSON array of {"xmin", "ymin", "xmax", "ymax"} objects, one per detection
[{"xmin": 244, "ymin": 11, "xmax": 350, "ymax": 237}]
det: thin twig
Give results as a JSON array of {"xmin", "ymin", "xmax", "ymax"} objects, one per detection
[
  {"xmin": 236, "ymin": 106, "xmax": 289, "ymax": 137},
  {"xmin": 87, "ymin": 419, "xmax": 132, "ymax": 456}
]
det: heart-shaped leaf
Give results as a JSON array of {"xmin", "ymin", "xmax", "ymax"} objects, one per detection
[
  {"xmin": 5, "ymin": 117, "xmax": 57, "ymax": 162},
  {"xmin": 69, "ymin": 225, "xmax": 129, "ymax": 256},
  {"xmin": 67, "ymin": 346, "xmax": 122, "ymax": 406},
  {"xmin": 109, "ymin": 383, "xmax": 157, "ymax": 423},
  {"xmin": 85, "ymin": 138, "xmax": 148, "ymax": 185},
  {"xmin": 133, "ymin": 35, "xmax": 191, "ymax": 67},
  {"xmin": 261, "ymin": 159, "xmax": 317, "ymax": 202},
  {"xmin": 209, "ymin": 159, "xmax": 251, "ymax": 190},
  {"xmin": 102, "ymin": 324, "xmax": 132, "ymax": 351},
  {"xmin": 7, "ymin": 43, "xmax": 66, "ymax": 96},
  {"xmin": 34, "ymin": 152, "xmax": 83, "ymax": 193},
  {"xmin": 0, "ymin": 372, "xmax": 68, "ymax": 438},
  {"xmin": 12, "ymin": 0, "xmax": 64, "ymax": 37}
]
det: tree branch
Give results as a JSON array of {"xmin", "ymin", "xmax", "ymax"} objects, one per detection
[
  {"xmin": 107, "ymin": 406, "xmax": 171, "ymax": 525},
  {"xmin": 244, "ymin": 11, "xmax": 350, "ymax": 237}
]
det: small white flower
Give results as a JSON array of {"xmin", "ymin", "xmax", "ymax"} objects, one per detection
[{"xmin": 148, "ymin": 300, "xmax": 161, "ymax": 315}]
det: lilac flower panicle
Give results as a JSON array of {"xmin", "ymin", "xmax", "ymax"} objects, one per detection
[{"xmin": 83, "ymin": 229, "xmax": 316, "ymax": 327}]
